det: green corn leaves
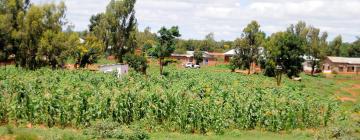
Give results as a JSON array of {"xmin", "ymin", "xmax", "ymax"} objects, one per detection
[{"xmin": 0, "ymin": 67, "xmax": 337, "ymax": 133}]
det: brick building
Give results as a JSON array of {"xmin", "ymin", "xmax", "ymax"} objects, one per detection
[{"xmin": 323, "ymin": 56, "xmax": 360, "ymax": 74}]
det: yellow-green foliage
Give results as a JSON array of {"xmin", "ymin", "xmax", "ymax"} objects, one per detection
[
  {"xmin": 74, "ymin": 34, "xmax": 104, "ymax": 68},
  {"xmin": 0, "ymin": 67, "xmax": 337, "ymax": 134}
]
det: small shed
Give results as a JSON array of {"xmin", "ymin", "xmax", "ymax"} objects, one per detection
[{"xmin": 99, "ymin": 64, "xmax": 129, "ymax": 77}]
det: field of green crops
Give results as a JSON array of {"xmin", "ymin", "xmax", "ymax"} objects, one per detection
[{"xmin": 0, "ymin": 66, "xmax": 359, "ymax": 139}]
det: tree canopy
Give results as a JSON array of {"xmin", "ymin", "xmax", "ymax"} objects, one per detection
[{"xmin": 152, "ymin": 26, "xmax": 181, "ymax": 75}]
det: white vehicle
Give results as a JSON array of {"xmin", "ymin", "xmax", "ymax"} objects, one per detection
[
  {"xmin": 184, "ymin": 62, "xmax": 201, "ymax": 69},
  {"xmin": 184, "ymin": 62, "xmax": 193, "ymax": 68},
  {"xmin": 193, "ymin": 64, "xmax": 200, "ymax": 69}
]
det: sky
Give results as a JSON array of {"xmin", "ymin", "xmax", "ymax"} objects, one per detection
[{"xmin": 32, "ymin": 0, "xmax": 360, "ymax": 42}]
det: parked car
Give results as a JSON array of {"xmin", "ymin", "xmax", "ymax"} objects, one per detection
[
  {"xmin": 193, "ymin": 64, "xmax": 200, "ymax": 69},
  {"xmin": 184, "ymin": 62, "xmax": 193, "ymax": 68},
  {"xmin": 184, "ymin": 62, "xmax": 201, "ymax": 69}
]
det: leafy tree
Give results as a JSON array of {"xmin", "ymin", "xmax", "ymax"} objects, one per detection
[
  {"xmin": 229, "ymin": 52, "xmax": 243, "ymax": 72},
  {"xmin": 74, "ymin": 34, "xmax": 104, "ymax": 68},
  {"xmin": 89, "ymin": 13, "xmax": 110, "ymax": 53},
  {"xmin": 193, "ymin": 50, "xmax": 204, "ymax": 65},
  {"xmin": 0, "ymin": 0, "xmax": 31, "ymax": 65},
  {"xmin": 287, "ymin": 21, "xmax": 309, "ymax": 40},
  {"xmin": 89, "ymin": 13, "xmax": 103, "ymax": 32},
  {"xmin": 153, "ymin": 26, "xmax": 181, "ymax": 75},
  {"xmin": 234, "ymin": 21, "xmax": 265, "ymax": 74},
  {"xmin": 37, "ymin": 31, "xmax": 79, "ymax": 69},
  {"xmin": 306, "ymin": 27, "xmax": 328, "ymax": 75},
  {"xmin": 348, "ymin": 37, "xmax": 360, "ymax": 57},
  {"xmin": 264, "ymin": 31, "xmax": 305, "ymax": 78},
  {"xmin": 230, "ymin": 38, "xmax": 247, "ymax": 70},
  {"xmin": 137, "ymin": 27, "xmax": 156, "ymax": 51},
  {"xmin": 329, "ymin": 35, "xmax": 342, "ymax": 56},
  {"xmin": 124, "ymin": 54, "xmax": 148, "ymax": 75},
  {"xmin": 141, "ymin": 40, "xmax": 153, "ymax": 55},
  {"xmin": 105, "ymin": 0, "xmax": 137, "ymax": 63},
  {"xmin": 201, "ymin": 33, "xmax": 216, "ymax": 51},
  {"xmin": 16, "ymin": 2, "xmax": 66, "ymax": 69}
]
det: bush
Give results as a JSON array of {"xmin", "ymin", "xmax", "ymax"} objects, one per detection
[
  {"xmin": 125, "ymin": 54, "xmax": 148, "ymax": 74},
  {"xmin": 83, "ymin": 121, "xmax": 122, "ymax": 139},
  {"xmin": 83, "ymin": 121, "xmax": 149, "ymax": 140}
]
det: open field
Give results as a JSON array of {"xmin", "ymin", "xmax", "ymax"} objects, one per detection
[{"xmin": 0, "ymin": 65, "xmax": 359, "ymax": 139}]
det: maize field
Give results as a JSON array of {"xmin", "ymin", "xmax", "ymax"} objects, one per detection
[{"xmin": 0, "ymin": 67, "xmax": 337, "ymax": 134}]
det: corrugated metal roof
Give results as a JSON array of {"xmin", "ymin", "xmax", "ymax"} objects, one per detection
[
  {"xmin": 327, "ymin": 56, "xmax": 360, "ymax": 64},
  {"xmin": 171, "ymin": 51, "xmax": 214, "ymax": 58},
  {"xmin": 224, "ymin": 49, "xmax": 237, "ymax": 56}
]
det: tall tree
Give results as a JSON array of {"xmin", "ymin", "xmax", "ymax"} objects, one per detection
[
  {"xmin": 348, "ymin": 37, "xmax": 360, "ymax": 57},
  {"xmin": 193, "ymin": 50, "xmax": 204, "ymax": 65},
  {"xmin": 136, "ymin": 27, "xmax": 156, "ymax": 51},
  {"xmin": 152, "ymin": 26, "xmax": 181, "ymax": 75},
  {"xmin": 73, "ymin": 34, "xmax": 104, "ymax": 68},
  {"xmin": 89, "ymin": 13, "xmax": 111, "ymax": 53},
  {"xmin": 235, "ymin": 21, "xmax": 265, "ymax": 74},
  {"xmin": 330, "ymin": 35, "xmax": 342, "ymax": 56},
  {"xmin": 105, "ymin": 0, "xmax": 137, "ymax": 63},
  {"xmin": 89, "ymin": 13, "xmax": 103, "ymax": 32},
  {"xmin": 201, "ymin": 32, "xmax": 216, "ymax": 51},
  {"xmin": 0, "ymin": 0, "xmax": 31, "ymax": 64},
  {"xmin": 37, "ymin": 31, "xmax": 79, "ymax": 69},
  {"xmin": 306, "ymin": 27, "xmax": 328, "ymax": 75},
  {"xmin": 15, "ymin": 2, "xmax": 66, "ymax": 69},
  {"xmin": 264, "ymin": 31, "xmax": 305, "ymax": 78}
]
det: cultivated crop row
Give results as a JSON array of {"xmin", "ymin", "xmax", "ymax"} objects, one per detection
[{"xmin": 0, "ymin": 67, "xmax": 336, "ymax": 133}]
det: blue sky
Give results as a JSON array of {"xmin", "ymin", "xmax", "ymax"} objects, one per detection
[{"xmin": 33, "ymin": 0, "xmax": 360, "ymax": 42}]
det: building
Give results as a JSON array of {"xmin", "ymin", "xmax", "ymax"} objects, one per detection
[
  {"xmin": 171, "ymin": 51, "xmax": 216, "ymax": 66},
  {"xmin": 322, "ymin": 56, "xmax": 360, "ymax": 74},
  {"xmin": 224, "ymin": 49, "xmax": 237, "ymax": 63},
  {"xmin": 99, "ymin": 64, "xmax": 129, "ymax": 77},
  {"xmin": 223, "ymin": 47, "xmax": 265, "ymax": 63},
  {"xmin": 302, "ymin": 55, "xmax": 320, "ymax": 73}
]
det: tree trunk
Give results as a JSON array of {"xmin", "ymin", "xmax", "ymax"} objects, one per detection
[
  {"xmin": 311, "ymin": 60, "xmax": 316, "ymax": 76},
  {"xmin": 159, "ymin": 58, "xmax": 163, "ymax": 75},
  {"xmin": 277, "ymin": 73, "xmax": 282, "ymax": 86},
  {"xmin": 248, "ymin": 61, "xmax": 251, "ymax": 75},
  {"xmin": 311, "ymin": 66, "xmax": 315, "ymax": 76}
]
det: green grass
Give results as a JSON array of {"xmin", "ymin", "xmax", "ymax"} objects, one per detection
[
  {"xmin": 0, "ymin": 126, "xmax": 314, "ymax": 140},
  {"xmin": 150, "ymin": 130, "xmax": 313, "ymax": 140},
  {"xmin": 0, "ymin": 126, "xmax": 88, "ymax": 140}
]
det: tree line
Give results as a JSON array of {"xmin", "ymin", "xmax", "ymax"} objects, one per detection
[
  {"xmin": 0, "ymin": 0, "xmax": 104, "ymax": 70},
  {"xmin": 1, "ymin": 0, "xmax": 359, "ymax": 76},
  {"xmin": 229, "ymin": 20, "xmax": 359, "ymax": 79}
]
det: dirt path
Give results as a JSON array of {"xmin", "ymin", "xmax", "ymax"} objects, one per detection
[{"xmin": 336, "ymin": 79, "xmax": 360, "ymax": 102}]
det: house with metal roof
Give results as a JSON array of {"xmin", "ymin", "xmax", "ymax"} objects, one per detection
[
  {"xmin": 171, "ymin": 51, "xmax": 216, "ymax": 65},
  {"xmin": 223, "ymin": 47, "xmax": 265, "ymax": 63},
  {"xmin": 323, "ymin": 56, "xmax": 360, "ymax": 74}
]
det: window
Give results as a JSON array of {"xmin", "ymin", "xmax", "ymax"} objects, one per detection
[
  {"xmin": 339, "ymin": 67, "xmax": 344, "ymax": 72},
  {"xmin": 347, "ymin": 66, "xmax": 355, "ymax": 72}
]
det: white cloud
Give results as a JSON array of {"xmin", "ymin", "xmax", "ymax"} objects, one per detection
[{"xmin": 32, "ymin": 0, "xmax": 360, "ymax": 42}]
